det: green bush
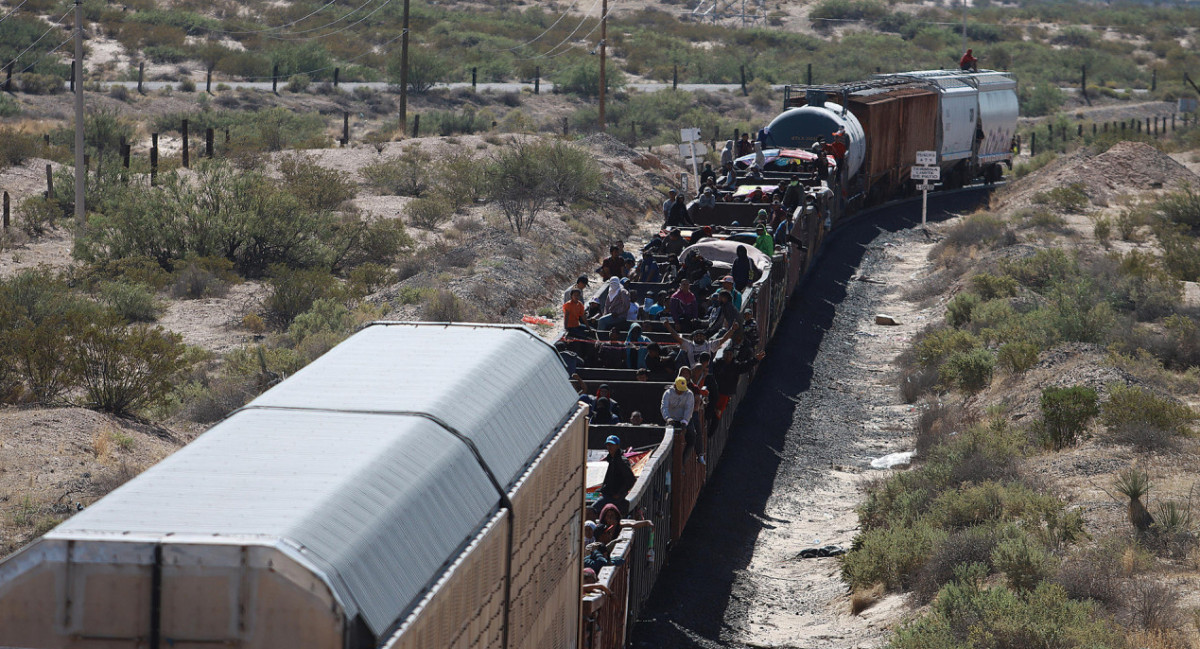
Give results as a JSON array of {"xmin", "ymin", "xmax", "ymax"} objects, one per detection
[
  {"xmin": 992, "ymin": 532, "xmax": 1057, "ymax": 592},
  {"xmin": 945, "ymin": 293, "xmax": 980, "ymax": 328},
  {"xmin": 997, "ymin": 341, "xmax": 1039, "ymax": 374},
  {"xmin": 809, "ymin": 0, "xmax": 888, "ymax": 22},
  {"xmin": 1012, "ymin": 151, "xmax": 1057, "ymax": 179},
  {"xmin": 842, "ymin": 523, "xmax": 948, "ymax": 591},
  {"xmin": 970, "ymin": 273, "xmax": 1018, "ymax": 300},
  {"xmin": 422, "ymin": 289, "xmax": 479, "ymax": 322},
  {"xmin": 940, "ymin": 348, "xmax": 994, "ymax": 393},
  {"xmin": 16, "ymin": 73, "xmax": 64, "ymax": 95},
  {"xmin": 1101, "ymin": 384, "xmax": 1196, "ymax": 449},
  {"xmin": 0, "ymin": 94, "xmax": 19, "ymax": 118},
  {"xmin": 8, "ymin": 313, "xmax": 83, "ymax": 404},
  {"xmin": 1033, "ymin": 183, "xmax": 1089, "ymax": 213},
  {"xmin": 74, "ymin": 314, "xmax": 189, "ymax": 415},
  {"xmin": 1154, "ymin": 184, "xmax": 1200, "ymax": 233},
  {"xmin": 278, "ymin": 154, "xmax": 355, "ymax": 211},
  {"xmin": 178, "ymin": 77, "xmax": 196, "ymax": 92},
  {"xmin": 286, "ymin": 73, "xmax": 311, "ymax": 93},
  {"xmin": 915, "ymin": 327, "xmax": 981, "ymax": 370},
  {"xmin": 17, "ymin": 197, "xmax": 59, "ymax": 237},
  {"xmin": 940, "ymin": 212, "xmax": 1008, "ymax": 252},
  {"xmin": 552, "ymin": 60, "xmax": 626, "ymax": 98},
  {"xmin": 0, "ymin": 128, "xmax": 37, "ymax": 170},
  {"xmin": 539, "ymin": 140, "xmax": 603, "ymax": 207},
  {"xmin": 99, "ymin": 281, "xmax": 162, "ymax": 323},
  {"xmin": 170, "ymin": 257, "xmax": 233, "ymax": 299},
  {"xmin": 486, "ymin": 139, "xmax": 553, "ymax": 235},
  {"xmin": 388, "ymin": 47, "xmax": 448, "ymax": 94},
  {"xmin": 999, "ymin": 249, "xmax": 1077, "ymax": 290},
  {"xmin": 404, "ymin": 197, "xmax": 453, "ymax": 230},
  {"xmin": 1038, "ymin": 386, "xmax": 1098, "ymax": 450},
  {"xmin": 287, "ymin": 297, "xmax": 351, "ymax": 345},
  {"xmin": 362, "ymin": 146, "xmax": 431, "ymax": 197},
  {"xmin": 263, "ymin": 265, "xmax": 338, "ymax": 330}
]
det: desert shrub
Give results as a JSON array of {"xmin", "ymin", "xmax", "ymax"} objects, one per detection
[
  {"xmin": 1093, "ymin": 216, "xmax": 1112, "ymax": 246},
  {"xmin": 1037, "ymin": 386, "xmax": 1098, "ymax": 450},
  {"xmin": 970, "ymin": 273, "xmax": 1018, "ymax": 300},
  {"xmin": 1055, "ymin": 539, "xmax": 1125, "ymax": 609},
  {"xmin": 439, "ymin": 150, "xmax": 488, "ymax": 211},
  {"xmin": 1012, "ymin": 150, "xmax": 1057, "ymax": 178},
  {"xmin": 0, "ymin": 128, "xmax": 38, "ymax": 170},
  {"xmin": 17, "ymin": 197, "xmax": 59, "ymax": 237},
  {"xmin": 1127, "ymin": 580, "xmax": 1183, "ymax": 631},
  {"xmin": 263, "ymin": 266, "xmax": 338, "ymax": 329},
  {"xmin": 287, "ymin": 297, "xmax": 351, "ymax": 346},
  {"xmin": 552, "ymin": 60, "xmax": 626, "ymax": 97},
  {"xmin": 171, "ymin": 257, "xmax": 232, "ymax": 299},
  {"xmin": 178, "ymin": 77, "xmax": 196, "ymax": 92},
  {"xmin": 108, "ymin": 84, "xmax": 130, "ymax": 102},
  {"xmin": 892, "ymin": 579, "xmax": 1124, "ymax": 649},
  {"xmin": 939, "ymin": 348, "xmax": 994, "ymax": 393},
  {"xmin": 0, "ymin": 94, "xmax": 19, "ymax": 117},
  {"xmin": 992, "ymin": 531, "xmax": 1057, "ymax": 591},
  {"xmin": 326, "ymin": 215, "xmax": 412, "ymax": 272},
  {"xmin": 427, "ymin": 107, "xmax": 491, "ymax": 136},
  {"xmin": 361, "ymin": 146, "xmax": 431, "ymax": 197},
  {"xmin": 913, "ymin": 327, "xmax": 981, "ymax": 373},
  {"xmin": 999, "ymin": 248, "xmax": 1077, "ymax": 290},
  {"xmin": 74, "ymin": 314, "xmax": 189, "ymax": 415},
  {"xmin": 938, "ymin": 211, "xmax": 1009, "ymax": 253},
  {"xmin": 1116, "ymin": 206, "xmax": 1147, "ymax": 240},
  {"xmin": 387, "ymin": 47, "xmax": 448, "ymax": 94},
  {"xmin": 1019, "ymin": 82, "xmax": 1065, "ymax": 117},
  {"xmin": 286, "ymin": 73, "xmax": 311, "ymax": 93},
  {"xmin": 486, "ymin": 139, "xmax": 553, "ymax": 235},
  {"xmin": 404, "ymin": 197, "xmax": 453, "ymax": 230},
  {"xmin": 1101, "ymin": 384, "xmax": 1196, "ymax": 450},
  {"xmin": 98, "ymin": 281, "xmax": 162, "ymax": 323},
  {"xmin": 842, "ymin": 523, "xmax": 948, "ymax": 591},
  {"xmin": 347, "ymin": 263, "xmax": 395, "ymax": 299},
  {"xmin": 277, "ymin": 154, "xmax": 355, "ymax": 211},
  {"xmin": 997, "ymin": 341, "xmax": 1039, "ymax": 374},
  {"xmin": 7, "ymin": 313, "xmax": 82, "ymax": 404},
  {"xmin": 914, "ymin": 400, "xmax": 964, "ymax": 457},
  {"xmin": 1154, "ymin": 184, "xmax": 1200, "ymax": 233},
  {"xmin": 1033, "ymin": 183, "xmax": 1089, "ymax": 213},
  {"xmin": 899, "ymin": 367, "xmax": 938, "ymax": 403},
  {"xmin": 912, "ymin": 526, "xmax": 998, "ymax": 603},
  {"xmin": 182, "ymin": 376, "xmax": 254, "ymax": 423},
  {"xmin": 945, "ymin": 292, "xmax": 980, "ymax": 328},
  {"xmin": 540, "ymin": 140, "xmax": 603, "ymax": 207},
  {"xmin": 17, "ymin": 73, "xmax": 64, "ymax": 94},
  {"xmin": 422, "ymin": 289, "xmax": 478, "ymax": 322},
  {"xmin": 809, "ymin": 0, "xmax": 888, "ymax": 22}
]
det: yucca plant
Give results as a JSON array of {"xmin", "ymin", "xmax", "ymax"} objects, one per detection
[
  {"xmin": 1114, "ymin": 468, "xmax": 1154, "ymax": 533},
  {"xmin": 1152, "ymin": 500, "xmax": 1192, "ymax": 536}
]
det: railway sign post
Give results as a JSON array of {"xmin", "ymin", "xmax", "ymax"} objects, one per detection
[
  {"xmin": 681, "ymin": 127, "xmax": 703, "ymax": 195},
  {"xmin": 912, "ymin": 151, "xmax": 939, "ymax": 226}
]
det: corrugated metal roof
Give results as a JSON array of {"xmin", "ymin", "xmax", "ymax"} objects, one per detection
[
  {"xmin": 49, "ymin": 323, "xmax": 580, "ymax": 639},
  {"xmin": 250, "ymin": 322, "xmax": 579, "ymax": 488}
]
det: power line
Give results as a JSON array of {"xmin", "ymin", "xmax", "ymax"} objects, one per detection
[
  {"xmin": 16, "ymin": 33, "xmax": 70, "ymax": 74},
  {"xmin": 515, "ymin": 0, "xmax": 603, "ymax": 60},
  {"xmin": 536, "ymin": 15, "xmax": 606, "ymax": 59},
  {"xmin": 0, "ymin": 7, "xmax": 72, "ymax": 72},
  {"xmin": 237, "ymin": 29, "xmax": 406, "ymax": 79},
  {"xmin": 477, "ymin": 0, "xmax": 587, "ymax": 54},
  {"xmin": 266, "ymin": 0, "xmax": 393, "ymax": 41},
  {"xmin": 0, "ymin": 0, "xmax": 31, "ymax": 24},
  {"xmin": 204, "ymin": 0, "xmax": 348, "ymax": 36}
]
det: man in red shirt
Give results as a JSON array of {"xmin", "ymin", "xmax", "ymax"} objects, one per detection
[{"xmin": 960, "ymin": 49, "xmax": 978, "ymax": 72}]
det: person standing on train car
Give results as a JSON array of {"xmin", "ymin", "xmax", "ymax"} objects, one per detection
[
  {"xmin": 732, "ymin": 245, "xmax": 753, "ymax": 291},
  {"xmin": 721, "ymin": 140, "xmax": 735, "ymax": 168},
  {"xmin": 960, "ymin": 49, "xmax": 978, "ymax": 72},
  {"xmin": 736, "ymin": 133, "xmax": 753, "ymax": 158},
  {"xmin": 754, "ymin": 224, "xmax": 776, "ymax": 257},
  {"xmin": 563, "ymin": 275, "xmax": 590, "ymax": 304},
  {"xmin": 700, "ymin": 162, "xmax": 717, "ymax": 186},
  {"xmin": 593, "ymin": 438, "xmax": 636, "ymax": 516},
  {"xmin": 783, "ymin": 174, "xmax": 803, "ymax": 211},
  {"xmin": 668, "ymin": 278, "xmax": 700, "ymax": 331}
]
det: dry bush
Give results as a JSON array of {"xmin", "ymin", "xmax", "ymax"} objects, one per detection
[
  {"xmin": 1056, "ymin": 540, "xmax": 1125, "ymax": 610},
  {"xmin": 422, "ymin": 290, "xmax": 479, "ymax": 322},
  {"xmin": 1125, "ymin": 580, "xmax": 1183, "ymax": 632},
  {"xmin": 914, "ymin": 400, "xmax": 965, "ymax": 457},
  {"xmin": 850, "ymin": 583, "xmax": 884, "ymax": 615},
  {"xmin": 912, "ymin": 527, "xmax": 998, "ymax": 603}
]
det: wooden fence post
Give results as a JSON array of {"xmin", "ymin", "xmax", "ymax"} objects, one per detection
[
  {"xmin": 206, "ymin": 68, "xmax": 212, "ymax": 93},
  {"xmin": 150, "ymin": 133, "xmax": 158, "ymax": 187},
  {"xmin": 806, "ymin": 62, "xmax": 812, "ymax": 86},
  {"xmin": 181, "ymin": 119, "xmax": 190, "ymax": 168},
  {"xmin": 342, "ymin": 111, "xmax": 350, "ymax": 146},
  {"xmin": 411, "ymin": 114, "xmax": 420, "ymax": 137},
  {"xmin": 534, "ymin": 67, "xmax": 540, "ymax": 95},
  {"xmin": 562, "ymin": 116, "xmax": 569, "ymax": 136},
  {"xmin": 740, "ymin": 65, "xmax": 747, "ymax": 96},
  {"xmin": 205, "ymin": 128, "xmax": 214, "ymax": 158},
  {"xmin": 122, "ymin": 143, "xmax": 130, "ymax": 168},
  {"xmin": 4, "ymin": 62, "xmax": 11, "ymax": 92},
  {"xmin": 3, "ymin": 191, "xmax": 9, "ymax": 230},
  {"xmin": 471, "ymin": 67, "xmax": 477, "ymax": 91},
  {"xmin": 333, "ymin": 67, "xmax": 340, "ymax": 87},
  {"xmin": 673, "ymin": 65, "xmax": 678, "ymax": 90},
  {"xmin": 45, "ymin": 164, "xmax": 53, "ymax": 199},
  {"xmin": 272, "ymin": 64, "xmax": 279, "ymax": 94},
  {"xmin": 1030, "ymin": 132, "xmax": 1036, "ymax": 156}
]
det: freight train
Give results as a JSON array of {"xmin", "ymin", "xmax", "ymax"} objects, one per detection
[{"xmin": 0, "ymin": 70, "xmax": 1016, "ymax": 649}]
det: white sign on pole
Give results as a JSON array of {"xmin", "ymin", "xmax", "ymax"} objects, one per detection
[
  {"xmin": 678, "ymin": 142, "xmax": 709, "ymax": 157},
  {"xmin": 681, "ymin": 172, "xmax": 689, "ymax": 193},
  {"xmin": 915, "ymin": 150, "xmax": 937, "ymax": 166},
  {"xmin": 915, "ymin": 181, "xmax": 934, "ymax": 190},
  {"xmin": 680, "ymin": 127, "xmax": 701, "ymax": 142},
  {"xmin": 910, "ymin": 166, "xmax": 941, "ymax": 181}
]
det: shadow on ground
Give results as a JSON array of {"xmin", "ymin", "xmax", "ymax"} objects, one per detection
[{"xmin": 631, "ymin": 188, "xmax": 992, "ymax": 648}]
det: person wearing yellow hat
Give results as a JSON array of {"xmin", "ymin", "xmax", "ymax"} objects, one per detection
[{"xmin": 660, "ymin": 376, "xmax": 696, "ymax": 435}]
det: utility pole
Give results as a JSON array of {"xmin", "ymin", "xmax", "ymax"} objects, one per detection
[
  {"xmin": 598, "ymin": 0, "xmax": 607, "ymax": 131},
  {"xmin": 960, "ymin": 0, "xmax": 967, "ymax": 60},
  {"xmin": 73, "ymin": 0, "xmax": 85, "ymax": 225},
  {"xmin": 398, "ymin": 0, "xmax": 410, "ymax": 130}
]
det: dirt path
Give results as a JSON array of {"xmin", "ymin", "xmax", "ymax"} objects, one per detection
[{"xmin": 632, "ymin": 188, "xmax": 993, "ymax": 649}]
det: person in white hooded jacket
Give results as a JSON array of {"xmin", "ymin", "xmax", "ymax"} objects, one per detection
[{"xmin": 660, "ymin": 377, "xmax": 695, "ymax": 428}]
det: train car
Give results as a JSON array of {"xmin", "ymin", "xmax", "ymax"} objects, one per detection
[{"xmin": 0, "ymin": 323, "xmax": 586, "ymax": 649}]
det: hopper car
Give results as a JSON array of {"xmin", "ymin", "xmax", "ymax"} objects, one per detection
[{"xmin": 0, "ymin": 69, "xmax": 1016, "ymax": 649}]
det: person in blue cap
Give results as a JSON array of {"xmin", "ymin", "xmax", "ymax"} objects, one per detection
[{"xmin": 591, "ymin": 434, "xmax": 636, "ymax": 516}]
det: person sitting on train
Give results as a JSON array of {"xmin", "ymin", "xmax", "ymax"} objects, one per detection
[
  {"xmin": 697, "ymin": 186, "xmax": 717, "ymax": 209},
  {"xmin": 633, "ymin": 249, "xmax": 661, "ymax": 283},
  {"xmin": 663, "ymin": 229, "xmax": 687, "ymax": 257},
  {"xmin": 665, "ymin": 191, "xmax": 694, "ymax": 227},
  {"xmin": 718, "ymin": 275, "xmax": 742, "ymax": 310},
  {"xmin": 645, "ymin": 343, "xmax": 676, "ymax": 380},
  {"xmin": 584, "ymin": 520, "xmax": 598, "ymax": 546},
  {"xmin": 740, "ymin": 309, "xmax": 761, "ymax": 349},
  {"xmin": 563, "ymin": 275, "xmax": 590, "ymax": 305},
  {"xmin": 595, "ymin": 503, "xmax": 653, "ymax": 549},
  {"xmin": 597, "ymin": 277, "xmax": 631, "ymax": 330},
  {"xmin": 712, "ymin": 347, "xmax": 765, "ymax": 420},
  {"xmin": 598, "ymin": 328, "xmax": 628, "ymax": 368},
  {"xmin": 660, "ymin": 377, "xmax": 696, "ymax": 437},
  {"xmin": 582, "ymin": 569, "xmax": 613, "ymax": 597},
  {"xmin": 596, "ymin": 384, "xmax": 624, "ymax": 420},
  {"xmin": 635, "ymin": 368, "xmax": 650, "ymax": 382},
  {"xmin": 666, "ymin": 320, "xmax": 737, "ymax": 370},
  {"xmin": 688, "ymin": 226, "xmax": 715, "ymax": 247},
  {"xmin": 643, "ymin": 295, "xmax": 667, "ymax": 320},
  {"xmin": 668, "ymin": 278, "xmax": 700, "ymax": 331},
  {"xmin": 628, "ymin": 410, "xmax": 645, "ymax": 425},
  {"xmin": 563, "ymin": 288, "xmax": 589, "ymax": 339},
  {"xmin": 812, "ymin": 141, "xmax": 829, "ymax": 181},
  {"xmin": 774, "ymin": 216, "xmax": 792, "ymax": 250},
  {"xmin": 593, "ymin": 439, "xmax": 636, "ymax": 516},
  {"xmin": 959, "ymin": 48, "xmax": 977, "ymax": 72},
  {"xmin": 736, "ymin": 132, "xmax": 753, "ymax": 157},
  {"xmin": 676, "ymin": 366, "xmax": 707, "ymax": 462},
  {"xmin": 746, "ymin": 164, "xmax": 764, "ymax": 183},
  {"xmin": 754, "ymin": 224, "xmax": 776, "ymax": 257},
  {"xmin": 720, "ymin": 163, "xmax": 738, "ymax": 190},
  {"xmin": 732, "ymin": 245, "xmax": 753, "ymax": 291},
  {"xmin": 700, "ymin": 162, "xmax": 717, "ymax": 186},
  {"xmin": 743, "ymin": 187, "xmax": 765, "ymax": 203},
  {"xmin": 707, "ymin": 290, "xmax": 740, "ymax": 336},
  {"xmin": 591, "ymin": 397, "xmax": 620, "ymax": 425},
  {"xmin": 783, "ymin": 174, "xmax": 803, "ymax": 210},
  {"xmin": 625, "ymin": 324, "xmax": 650, "ymax": 370}
]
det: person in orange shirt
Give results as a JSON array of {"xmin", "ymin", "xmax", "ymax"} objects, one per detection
[{"xmin": 563, "ymin": 288, "xmax": 588, "ymax": 338}]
